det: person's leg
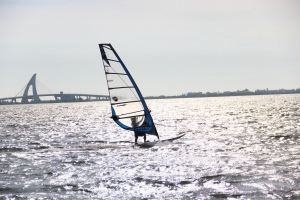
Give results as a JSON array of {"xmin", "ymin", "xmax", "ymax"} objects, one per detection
[
  {"xmin": 135, "ymin": 132, "xmax": 138, "ymax": 144},
  {"xmin": 143, "ymin": 134, "xmax": 146, "ymax": 142}
]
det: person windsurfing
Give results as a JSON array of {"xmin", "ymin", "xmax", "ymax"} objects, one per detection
[
  {"xmin": 134, "ymin": 131, "xmax": 146, "ymax": 144},
  {"xmin": 131, "ymin": 116, "xmax": 159, "ymax": 144}
]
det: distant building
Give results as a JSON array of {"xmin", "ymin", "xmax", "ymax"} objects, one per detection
[
  {"xmin": 255, "ymin": 89, "xmax": 266, "ymax": 94},
  {"xmin": 187, "ymin": 92, "xmax": 202, "ymax": 97}
]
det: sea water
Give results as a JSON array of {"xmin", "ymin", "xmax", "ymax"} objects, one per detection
[{"xmin": 0, "ymin": 94, "xmax": 300, "ymax": 199}]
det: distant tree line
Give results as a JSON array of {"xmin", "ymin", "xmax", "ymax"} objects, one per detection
[{"xmin": 145, "ymin": 88, "xmax": 300, "ymax": 99}]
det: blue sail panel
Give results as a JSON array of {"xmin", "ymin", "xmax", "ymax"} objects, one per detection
[{"xmin": 99, "ymin": 44, "xmax": 157, "ymax": 136}]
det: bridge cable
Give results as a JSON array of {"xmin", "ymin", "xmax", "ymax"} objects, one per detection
[
  {"xmin": 36, "ymin": 82, "xmax": 48, "ymax": 95},
  {"xmin": 36, "ymin": 79, "xmax": 55, "ymax": 94},
  {"xmin": 37, "ymin": 82, "xmax": 50, "ymax": 94},
  {"xmin": 36, "ymin": 84, "xmax": 46, "ymax": 95},
  {"xmin": 15, "ymin": 84, "xmax": 27, "ymax": 97}
]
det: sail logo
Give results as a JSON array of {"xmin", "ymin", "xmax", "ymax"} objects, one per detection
[
  {"xmin": 112, "ymin": 96, "xmax": 118, "ymax": 102},
  {"xmin": 135, "ymin": 126, "xmax": 150, "ymax": 131}
]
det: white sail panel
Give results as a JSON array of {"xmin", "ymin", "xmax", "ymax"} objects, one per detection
[{"xmin": 99, "ymin": 44, "xmax": 153, "ymax": 131}]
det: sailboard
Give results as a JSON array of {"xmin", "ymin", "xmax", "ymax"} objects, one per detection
[
  {"xmin": 135, "ymin": 133, "xmax": 186, "ymax": 147},
  {"xmin": 99, "ymin": 43, "xmax": 159, "ymax": 138}
]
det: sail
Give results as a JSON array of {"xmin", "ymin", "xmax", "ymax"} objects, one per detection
[{"xmin": 99, "ymin": 43, "xmax": 159, "ymax": 137}]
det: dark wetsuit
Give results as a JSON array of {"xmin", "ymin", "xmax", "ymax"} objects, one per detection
[
  {"xmin": 132, "ymin": 114, "xmax": 159, "ymax": 144},
  {"xmin": 134, "ymin": 131, "xmax": 146, "ymax": 144}
]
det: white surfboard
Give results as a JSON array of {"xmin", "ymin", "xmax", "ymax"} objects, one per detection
[{"xmin": 135, "ymin": 133, "xmax": 185, "ymax": 147}]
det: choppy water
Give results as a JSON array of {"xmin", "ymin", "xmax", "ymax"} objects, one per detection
[{"xmin": 0, "ymin": 94, "xmax": 300, "ymax": 199}]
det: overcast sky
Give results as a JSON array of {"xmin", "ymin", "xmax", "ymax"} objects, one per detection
[{"xmin": 0, "ymin": 0, "xmax": 299, "ymax": 97}]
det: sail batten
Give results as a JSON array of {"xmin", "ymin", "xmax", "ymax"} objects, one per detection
[
  {"xmin": 107, "ymin": 59, "xmax": 119, "ymax": 62},
  {"xmin": 118, "ymin": 110, "xmax": 145, "ymax": 116},
  {"xmin": 103, "ymin": 46, "xmax": 112, "ymax": 50},
  {"xmin": 117, "ymin": 114, "xmax": 145, "ymax": 119},
  {"xmin": 99, "ymin": 43, "xmax": 159, "ymax": 137},
  {"xmin": 109, "ymin": 86, "xmax": 135, "ymax": 90},
  {"xmin": 106, "ymin": 72, "xmax": 127, "ymax": 75},
  {"xmin": 111, "ymin": 100, "xmax": 140, "ymax": 105}
]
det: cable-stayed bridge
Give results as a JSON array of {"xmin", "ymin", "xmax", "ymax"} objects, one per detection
[{"xmin": 0, "ymin": 74, "xmax": 109, "ymax": 105}]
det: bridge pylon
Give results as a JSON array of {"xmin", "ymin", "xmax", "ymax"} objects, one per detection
[{"xmin": 21, "ymin": 74, "xmax": 41, "ymax": 103}]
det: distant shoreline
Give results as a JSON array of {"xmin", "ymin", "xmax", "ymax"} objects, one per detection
[
  {"xmin": 1, "ymin": 92, "xmax": 299, "ymax": 105},
  {"xmin": 145, "ymin": 89, "xmax": 300, "ymax": 99}
]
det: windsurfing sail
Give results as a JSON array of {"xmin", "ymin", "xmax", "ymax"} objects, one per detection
[{"xmin": 99, "ymin": 43, "xmax": 159, "ymax": 138}]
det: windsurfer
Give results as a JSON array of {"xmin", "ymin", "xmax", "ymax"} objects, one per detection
[
  {"xmin": 131, "ymin": 117, "xmax": 146, "ymax": 144},
  {"xmin": 134, "ymin": 131, "xmax": 146, "ymax": 144}
]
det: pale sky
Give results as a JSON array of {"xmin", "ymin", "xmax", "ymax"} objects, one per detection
[{"xmin": 0, "ymin": 0, "xmax": 299, "ymax": 98}]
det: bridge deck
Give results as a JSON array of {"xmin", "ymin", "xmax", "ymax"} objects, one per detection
[{"xmin": 0, "ymin": 93, "xmax": 109, "ymax": 101}]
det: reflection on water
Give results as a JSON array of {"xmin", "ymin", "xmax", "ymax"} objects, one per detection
[{"xmin": 0, "ymin": 94, "xmax": 300, "ymax": 199}]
